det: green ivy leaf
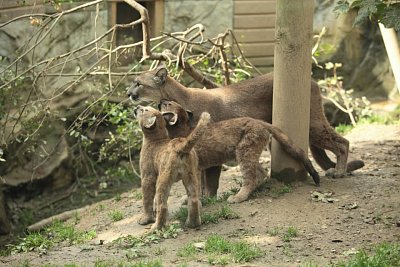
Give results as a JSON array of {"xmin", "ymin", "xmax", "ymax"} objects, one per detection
[
  {"xmin": 334, "ymin": 0, "xmax": 350, "ymax": 15},
  {"xmin": 380, "ymin": 4, "xmax": 400, "ymax": 31},
  {"xmin": 353, "ymin": 0, "xmax": 379, "ymax": 26}
]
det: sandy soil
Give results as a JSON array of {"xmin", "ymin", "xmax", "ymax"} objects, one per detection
[{"xmin": 1, "ymin": 124, "xmax": 399, "ymax": 267}]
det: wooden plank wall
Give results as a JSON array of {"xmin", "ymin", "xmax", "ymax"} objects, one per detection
[{"xmin": 234, "ymin": 0, "xmax": 276, "ymax": 73}]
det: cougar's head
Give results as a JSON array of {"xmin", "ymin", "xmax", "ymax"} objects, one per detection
[{"xmin": 127, "ymin": 68, "xmax": 168, "ymax": 102}]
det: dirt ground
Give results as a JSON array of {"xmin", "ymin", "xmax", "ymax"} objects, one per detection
[{"xmin": 1, "ymin": 124, "xmax": 399, "ymax": 267}]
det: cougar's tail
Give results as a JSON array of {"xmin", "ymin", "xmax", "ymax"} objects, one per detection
[
  {"xmin": 265, "ymin": 124, "xmax": 321, "ymax": 186},
  {"xmin": 179, "ymin": 112, "xmax": 210, "ymax": 154}
]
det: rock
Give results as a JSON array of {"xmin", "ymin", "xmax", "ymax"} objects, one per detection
[{"xmin": 193, "ymin": 242, "xmax": 205, "ymax": 250}]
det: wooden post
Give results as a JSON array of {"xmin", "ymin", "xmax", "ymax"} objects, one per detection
[
  {"xmin": 378, "ymin": 23, "xmax": 400, "ymax": 94},
  {"xmin": 271, "ymin": 0, "xmax": 314, "ymax": 183}
]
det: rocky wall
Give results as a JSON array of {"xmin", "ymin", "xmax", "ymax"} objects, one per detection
[{"xmin": 313, "ymin": 0, "xmax": 398, "ymax": 100}]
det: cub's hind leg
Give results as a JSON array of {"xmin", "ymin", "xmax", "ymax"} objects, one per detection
[
  {"xmin": 228, "ymin": 134, "xmax": 267, "ymax": 203},
  {"xmin": 182, "ymin": 167, "xmax": 202, "ymax": 228},
  {"xmin": 151, "ymin": 171, "xmax": 173, "ymax": 230}
]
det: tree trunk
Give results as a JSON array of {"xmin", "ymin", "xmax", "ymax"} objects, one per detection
[
  {"xmin": 378, "ymin": 23, "xmax": 400, "ymax": 95},
  {"xmin": 271, "ymin": 0, "xmax": 314, "ymax": 183}
]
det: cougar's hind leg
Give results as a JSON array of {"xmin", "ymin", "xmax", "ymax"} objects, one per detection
[
  {"xmin": 203, "ymin": 166, "xmax": 222, "ymax": 197},
  {"xmin": 310, "ymin": 144, "xmax": 336, "ymax": 170},
  {"xmin": 311, "ymin": 126, "xmax": 349, "ymax": 177}
]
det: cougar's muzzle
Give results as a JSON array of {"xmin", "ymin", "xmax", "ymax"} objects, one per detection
[{"xmin": 127, "ymin": 83, "xmax": 140, "ymax": 101}]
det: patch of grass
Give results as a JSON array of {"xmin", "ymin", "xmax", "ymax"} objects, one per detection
[
  {"xmin": 173, "ymin": 207, "xmax": 188, "ymax": 222},
  {"xmin": 202, "ymin": 205, "xmax": 239, "ymax": 224},
  {"xmin": 94, "ymin": 259, "xmax": 163, "ymax": 267},
  {"xmin": 108, "ymin": 210, "xmax": 124, "ymax": 222},
  {"xmin": 115, "ymin": 224, "xmax": 182, "ymax": 249},
  {"xmin": 205, "ymin": 235, "xmax": 232, "ymax": 254},
  {"xmin": 6, "ymin": 220, "xmax": 96, "ymax": 254},
  {"xmin": 266, "ymin": 227, "xmax": 280, "ymax": 236},
  {"xmin": 283, "ymin": 226, "xmax": 298, "ymax": 242},
  {"xmin": 335, "ymin": 124, "xmax": 353, "ymax": 135},
  {"xmin": 201, "ymin": 213, "xmax": 220, "ymax": 224},
  {"xmin": 204, "ymin": 234, "xmax": 262, "ymax": 263},
  {"xmin": 300, "ymin": 261, "xmax": 319, "ymax": 267},
  {"xmin": 334, "ymin": 242, "xmax": 400, "ymax": 267},
  {"xmin": 132, "ymin": 190, "xmax": 143, "ymax": 200},
  {"xmin": 177, "ymin": 243, "xmax": 197, "ymax": 258},
  {"xmin": 17, "ymin": 208, "xmax": 34, "ymax": 228},
  {"xmin": 271, "ymin": 184, "xmax": 293, "ymax": 198},
  {"xmin": 201, "ymin": 195, "xmax": 225, "ymax": 206},
  {"xmin": 114, "ymin": 193, "xmax": 122, "ymax": 202},
  {"xmin": 154, "ymin": 247, "xmax": 166, "ymax": 256},
  {"xmin": 175, "ymin": 205, "xmax": 239, "ymax": 225}
]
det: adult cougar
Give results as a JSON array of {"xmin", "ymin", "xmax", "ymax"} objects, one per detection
[
  {"xmin": 159, "ymin": 100, "xmax": 320, "ymax": 203},
  {"xmin": 135, "ymin": 105, "xmax": 210, "ymax": 230},
  {"xmin": 127, "ymin": 68, "xmax": 364, "ymax": 195}
]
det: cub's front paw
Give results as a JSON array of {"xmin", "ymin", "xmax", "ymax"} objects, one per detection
[{"xmin": 138, "ymin": 214, "xmax": 155, "ymax": 225}]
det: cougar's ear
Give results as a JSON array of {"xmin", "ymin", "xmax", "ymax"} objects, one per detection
[
  {"xmin": 144, "ymin": 116, "xmax": 157, "ymax": 129},
  {"xmin": 153, "ymin": 68, "xmax": 168, "ymax": 86},
  {"xmin": 162, "ymin": 112, "xmax": 178, "ymax": 125}
]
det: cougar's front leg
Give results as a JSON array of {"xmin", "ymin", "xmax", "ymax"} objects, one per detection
[{"xmin": 203, "ymin": 166, "xmax": 222, "ymax": 197}]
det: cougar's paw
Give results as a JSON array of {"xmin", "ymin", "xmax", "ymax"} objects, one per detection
[
  {"xmin": 185, "ymin": 217, "xmax": 201, "ymax": 228},
  {"xmin": 150, "ymin": 223, "xmax": 163, "ymax": 232},
  {"xmin": 227, "ymin": 193, "xmax": 248, "ymax": 204},
  {"xmin": 138, "ymin": 214, "xmax": 155, "ymax": 225},
  {"xmin": 325, "ymin": 168, "xmax": 345, "ymax": 178}
]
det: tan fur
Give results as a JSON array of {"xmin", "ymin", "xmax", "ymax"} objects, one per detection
[
  {"xmin": 160, "ymin": 100, "xmax": 320, "ymax": 203},
  {"xmin": 135, "ymin": 105, "xmax": 210, "ymax": 230},
  {"xmin": 127, "ymin": 68, "xmax": 364, "ymax": 194}
]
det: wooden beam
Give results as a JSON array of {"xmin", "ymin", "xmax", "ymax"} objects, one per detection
[{"xmin": 271, "ymin": 0, "xmax": 314, "ymax": 182}]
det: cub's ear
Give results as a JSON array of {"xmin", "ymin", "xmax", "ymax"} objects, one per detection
[
  {"xmin": 162, "ymin": 112, "xmax": 178, "ymax": 125},
  {"xmin": 186, "ymin": 110, "xmax": 193, "ymax": 121},
  {"xmin": 153, "ymin": 68, "xmax": 168, "ymax": 86},
  {"xmin": 186, "ymin": 110, "xmax": 195, "ymax": 127},
  {"xmin": 144, "ymin": 116, "xmax": 157, "ymax": 129}
]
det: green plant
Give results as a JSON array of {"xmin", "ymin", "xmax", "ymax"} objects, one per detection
[
  {"xmin": 204, "ymin": 234, "xmax": 262, "ymax": 263},
  {"xmin": 283, "ymin": 226, "xmax": 298, "ymax": 242},
  {"xmin": 335, "ymin": 124, "xmax": 354, "ymax": 135},
  {"xmin": 266, "ymin": 227, "xmax": 280, "ymax": 236},
  {"xmin": 173, "ymin": 207, "xmax": 188, "ymax": 222},
  {"xmin": 334, "ymin": 242, "xmax": 400, "ymax": 267},
  {"xmin": 335, "ymin": 0, "xmax": 400, "ymax": 30},
  {"xmin": 109, "ymin": 210, "xmax": 124, "ymax": 222},
  {"xmin": 114, "ymin": 193, "xmax": 122, "ymax": 202},
  {"xmin": 115, "ymin": 224, "xmax": 182, "ymax": 249},
  {"xmin": 177, "ymin": 243, "xmax": 197, "ymax": 257},
  {"xmin": 317, "ymin": 62, "xmax": 372, "ymax": 126},
  {"xmin": 201, "ymin": 205, "xmax": 239, "ymax": 224},
  {"xmin": 6, "ymin": 221, "xmax": 96, "ymax": 254}
]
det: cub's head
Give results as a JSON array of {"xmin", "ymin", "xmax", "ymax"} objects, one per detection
[
  {"xmin": 134, "ymin": 105, "xmax": 168, "ymax": 139},
  {"xmin": 159, "ymin": 100, "xmax": 193, "ymax": 127},
  {"xmin": 127, "ymin": 68, "xmax": 168, "ymax": 102}
]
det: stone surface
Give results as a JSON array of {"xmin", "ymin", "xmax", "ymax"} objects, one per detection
[{"xmin": 313, "ymin": 0, "xmax": 398, "ymax": 100}]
